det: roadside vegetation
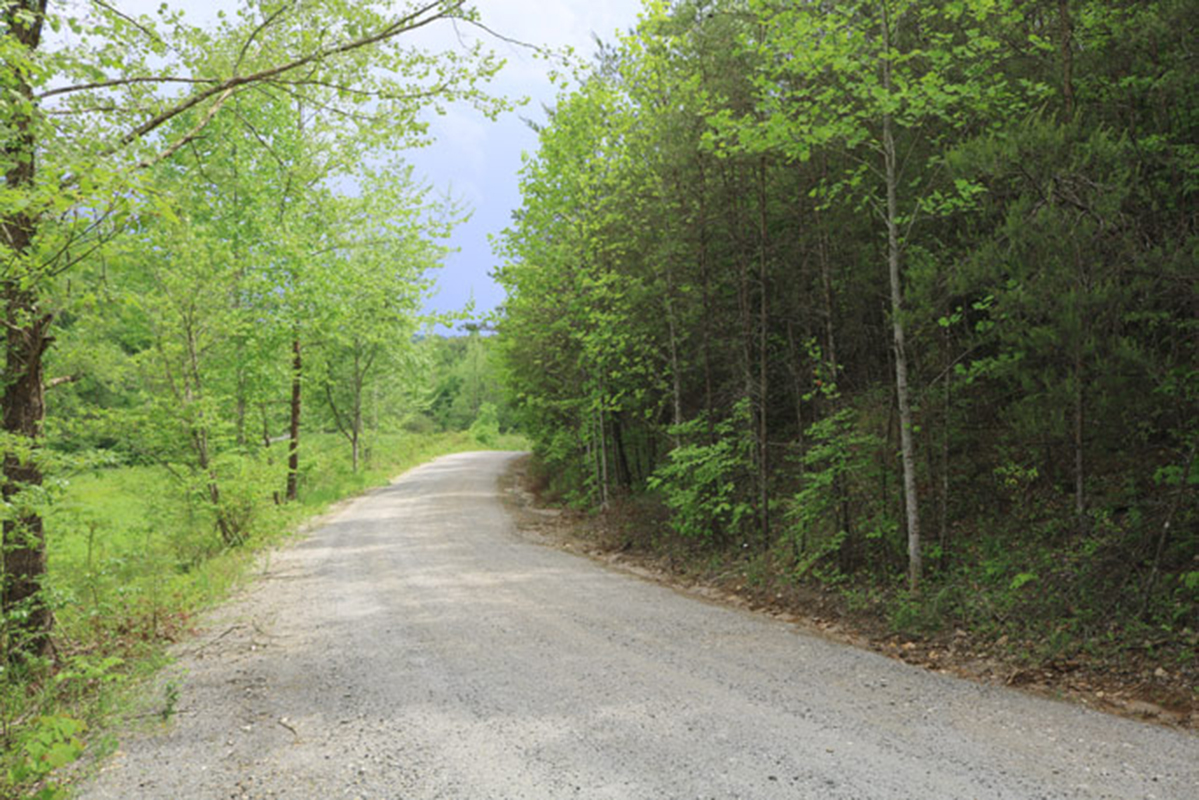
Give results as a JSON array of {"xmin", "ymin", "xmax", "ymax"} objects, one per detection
[
  {"xmin": 496, "ymin": 0, "xmax": 1197, "ymax": 719},
  {"xmin": 0, "ymin": 2, "xmax": 527, "ymax": 796},
  {"xmin": 3, "ymin": 330, "xmax": 522, "ymax": 798},
  {"xmin": 3, "ymin": 326, "xmax": 523, "ymax": 800},
  {"xmin": 5, "ymin": 427, "xmax": 514, "ymax": 798}
]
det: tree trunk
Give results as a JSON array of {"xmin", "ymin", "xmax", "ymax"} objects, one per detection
[
  {"xmin": 1073, "ymin": 339, "xmax": 1086, "ymax": 524},
  {"xmin": 697, "ymin": 159, "xmax": 716, "ymax": 438},
  {"xmin": 815, "ymin": 162, "xmax": 840, "ymax": 381},
  {"xmin": 597, "ymin": 404, "xmax": 610, "ymax": 510},
  {"xmin": 235, "ymin": 374, "xmax": 247, "ymax": 447},
  {"xmin": 1072, "ymin": 247, "xmax": 1088, "ymax": 530},
  {"xmin": 349, "ymin": 349, "xmax": 368, "ymax": 473},
  {"xmin": 207, "ymin": 472, "xmax": 235, "ymax": 545},
  {"xmin": 1, "ymin": 0, "xmax": 52, "ymax": 660},
  {"xmin": 940, "ymin": 327, "xmax": 951, "ymax": 562},
  {"xmin": 665, "ymin": 294, "xmax": 683, "ymax": 449},
  {"xmin": 786, "ymin": 318, "xmax": 810, "ymax": 560},
  {"xmin": 2, "ymin": 299, "xmax": 53, "ymax": 659},
  {"xmin": 261, "ymin": 404, "xmax": 273, "ymax": 449},
  {"xmin": 815, "ymin": 157, "xmax": 851, "ymax": 542},
  {"xmin": 286, "ymin": 334, "xmax": 302, "ymax": 502},
  {"xmin": 586, "ymin": 415, "xmax": 599, "ymax": 506},
  {"xmin": 612, "ymin": 414, "xmax": 632, "ymax": 490},
  {"xmin": 881, "ymin": 4, "xmax": 922, "ymax": 591},
  {"xmin": 187, "ymin": 406, "xmax": 237, "ymax": 545},
  {"xmin": 351, "ymin": 393, "xmax": 361, "ymax": 473},
  {"xmin": 1058, "ymin": 0, "xmax": 1075, "ymax": 118},
  {"xmin": 757, "ymin": 158, "xmax": 771, "ymax": 543},
  {"xmin": 786, "ymin": 320, "xmax": 806, "ymax": 446}
]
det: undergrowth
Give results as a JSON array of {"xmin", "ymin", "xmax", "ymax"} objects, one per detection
[
  {"xmin": 1, "ymin": 430, "xmax": 505, "ymax": 799},
  {"xmin": 590, "ymin": 477, "xmax": 1197, "ymax": 695}
]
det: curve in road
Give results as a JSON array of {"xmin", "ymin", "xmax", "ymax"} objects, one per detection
[{"xmin": 78, "ymin": 451, "xmax": 1198, "ymax": 799}]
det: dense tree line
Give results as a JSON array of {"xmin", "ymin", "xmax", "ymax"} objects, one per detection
[
  {"xmin": 423, "ymin": 328, "xmax": 518, "ymax": 435},
  {"xmin": 497, "ymin": 0, "xmax": 1197, "ymax": 640}
]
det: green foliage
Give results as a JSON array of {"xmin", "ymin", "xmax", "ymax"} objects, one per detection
[
  {"xmin": 1009, "ymin": 572, "xmax": 1038, "ymax": 592},
  {"xmin": 3, "ymin": 0, "xmax": 519, "ymax": 672},
  {"xmin": 423, "ymin": 332, "xmax": 517, "ymax": 433},
  {"xmin": 648, "ymin": 402, "xmax": 755, "ymax": 547},
  {"xmin": 2, "ymin": 431, "xmax": 477, "ymax": 797},
  {"xmin": 787, "ymin": 406, "xmax": 889, "ymax": 571},
  {"xmin": 469, "ymin": 403, "xmax": 502, "ymax": 448},
  {"xmin": 498, "ymin": 0, "xmax": 1197, "ymax": 662},
  {"xmin": 6, "ymin": 715, "xmax": 85, "ymax": 799},
  {"xmin": 1, "ymin": 0, "xmax": 529, "ymax": 791},
  {"xmin": 889, "ymin": 590, "xmax": 951, "ymax": 637},
  {"xmin": 161, "ymin": 681, "xmax": 181, "ymax": 723}
]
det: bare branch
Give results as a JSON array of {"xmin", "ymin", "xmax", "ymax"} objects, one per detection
[
  {"xmin": 456, "ymin": 16, "xmax": 558, "ymax": 60},
  {"xmin": 91, "ymin": 0, "xmax": 166, "ymax": 48},
  {"xmin": 229, "ymin": 106, "xmax": 289, "ymax": 171},
  {"xmin": 107, "ymin": 0, "xmax": 462, "ymax": 158},
  {"xmin": 236, "ymin": 2, "xmax": 295, "ymax": 75},
  {"xmin": 324, "ymin": 380, "xmax": 352, "ymax": 441},
  {"xmin": 129, "ymin": 87, "xmax": 237, "ymax": 174},
  {"xmin": 258, "ymin": 81, "xmax": 389, "ymax": 125},
  {"xmin": 266, "ymin": 77, "xmax": 453, "ymax": 104},
  {"xmin": 44, "ymin": 105, "xmax": 119, "ymax": 116},
  {"xmin": 39, "ymin": 76, "xmax": 220, "ymax": 101},
  {"xmin": 184, "ymin": 137, "xmax": 215, "ymax": 185},
  {"xmin": 49, "ymin": 236, "xmax": 114, "ymax": 277}
]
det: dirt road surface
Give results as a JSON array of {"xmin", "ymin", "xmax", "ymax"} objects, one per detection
[{"xmin": 76, "ymin": 451, "xmax": 1197, "ymax": 799}]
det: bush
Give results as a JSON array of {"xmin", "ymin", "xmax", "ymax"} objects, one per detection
[
  {"xmin": 785, "ymin": 402, "xmax": 898, "ymax": 580},
  {"xmin": 647, "ymin": 400, "xmax": 756, "ymax": 548},
  {"xmin": 469, "ymin": 403, "xmax": 501, "ymax": 447}
]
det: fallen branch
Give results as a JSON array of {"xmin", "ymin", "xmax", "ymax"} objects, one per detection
[{"xmin": 45, "ymin": 375, "xmax": 79, "ymax": 390}]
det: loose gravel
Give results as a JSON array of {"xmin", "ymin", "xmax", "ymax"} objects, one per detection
[{"xmin": 74, "ymin": 451, "xmax": 1198, "ymax": 799}]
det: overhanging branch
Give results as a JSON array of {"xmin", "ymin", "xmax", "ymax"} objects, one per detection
[{"xmin": 106, "ymin": 0, "xmax": 462, "ymax": 158}]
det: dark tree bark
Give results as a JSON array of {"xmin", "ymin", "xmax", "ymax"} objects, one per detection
[
  {"xmin": 756, "ymin": 158, "xmax": 771, "ymax": 543},
  {"xmin": 1, "ymin": 303, "xmax": 54, "ymax": 659},
  {"xmin": 1, "ymin": 0, "xmax": 53, "ymax": 660},
  {"xmin": 611, "ymin": 414, "xmax": 632, "ymax": 490},
  {"xmin": 286, "ymin": 335, "xmax": 302, "ymax": 502},
  {"xmin": 1058, "ymin": 0, "xmax": 1075, "ymax": 118}
]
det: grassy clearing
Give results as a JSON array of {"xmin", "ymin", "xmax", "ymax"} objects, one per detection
[{"xmin": 4, "ymin": 431, "xmax": 524, "ymax": 798}]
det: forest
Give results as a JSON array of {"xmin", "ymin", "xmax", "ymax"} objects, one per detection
[{"xmin": 497, "ymin": 0, "xmax": 1197, "ymax": 682}]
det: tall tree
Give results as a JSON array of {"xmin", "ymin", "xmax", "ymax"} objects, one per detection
[
  {"xmin": 315, "ymin": 170, "xmax": 455, "ymax": 472},
  {"xmin": 736, "ymin": 0, "xmax": 1038, "ymax": 589},
  {"xmin": 497, "ymin": 0, "xmax": 1197, "ymax": 647}
]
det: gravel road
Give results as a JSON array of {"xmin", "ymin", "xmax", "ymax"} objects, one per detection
[{"xmin": 76, "ymin": 451, "xmax": 1197, "ymax": 799}]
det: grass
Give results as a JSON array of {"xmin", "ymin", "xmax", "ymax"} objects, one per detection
[{"xmin": 3, "ymin": 429, "xmax": 523, "ymax": 798}]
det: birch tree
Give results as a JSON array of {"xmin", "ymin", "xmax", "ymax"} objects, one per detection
[{"xmin": 734, "ymin": 0, "xmax": 1038, "ymax": 590}]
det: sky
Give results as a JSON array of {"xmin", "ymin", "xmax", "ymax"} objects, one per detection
[
  {"xmin": 403, "ymin": 1, "xmax": 644, "ymax": 324},
  {"xmin": 119, "ymin": 0, "xmax": 647, "ymax": 327}
]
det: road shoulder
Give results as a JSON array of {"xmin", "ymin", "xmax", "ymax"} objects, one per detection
[{"xmin": 499, "ymin": 454, "xmax": 1198, "ymax": 732}]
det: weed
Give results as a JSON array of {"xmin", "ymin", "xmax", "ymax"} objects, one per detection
[
  {"xmin": 5, "ymin": 715, "xmax": 85, "ymax": 800},
  {"xmin": 161, "ymin": 682, "xmax": 180, "ymax": 722}
]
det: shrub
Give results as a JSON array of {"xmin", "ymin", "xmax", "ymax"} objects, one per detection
[
  {"xmin": 647, "ymin": 400, "xmax": 756, "ymax": 548},
  {"xmin": 469, "ymin": 403, "xmax": 501, "ymax": 447}
]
